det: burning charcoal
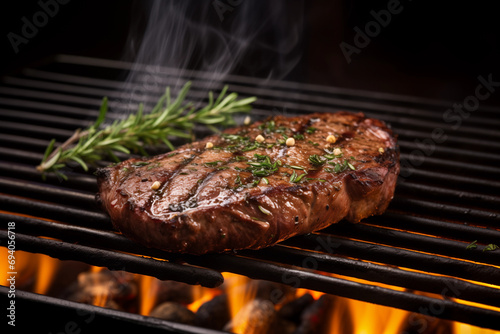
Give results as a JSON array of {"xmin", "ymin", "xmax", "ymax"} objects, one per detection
[
  {"xmin": 269, "ymin": 315, "xmax": 297, "ymax": 334},
  {"xmin": 221, "ymin": 278, "xmax": 295, "ymax": 305},
  {"xmin": 63, "ymin": 269, "xmax": 137, "ymax": 311},
  {"xmin": 149, "ymin": 302, "xmax": 196, "ymax": 325},
  {"xmin": 278, "ymin": 293, "xmax": 314, "ymax": 322},
  {"xmin": 294, "ymin": 294, "xmax": 336, "ymax": 334},
  {"xmin": 194, "ymin": 294, "xmax": 231, "ymax": 330},
  {"xmin": 155, "ymin": 280, "xmax": 195, "ymax": 305},
  {"xmin": 250, "ymin": 280, "xmax": 295, "ymax": 304},
  {"xmin": 223, "ymin": 299, "xmax": 277, "ymax": 334},
  {"xmin": 78, "ymin": 270, "xmax": 137, "ymax": 301}
]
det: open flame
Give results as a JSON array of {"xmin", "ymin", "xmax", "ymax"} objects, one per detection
[
  {"xmin": 33, "ymin": 253, "xmax": 59, "ymax": 295},
  {"xmin": 137, "ymin": 274, "xmax": 159, "ymax": 315},
  {"xmin": 223, "ymin": 272, "xmax": 259, "ymax": 334},
  {"xmin": 0, "ymin": 249, "xmax": 498, "ymax": 334},
  {"xmin": 187, "ymin": 284, "xmax": 221, "ymax": 313}
]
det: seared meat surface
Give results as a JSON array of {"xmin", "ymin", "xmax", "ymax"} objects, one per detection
[{"xmin": 97, "ymin": 112, "xmax": 399, "ymax": 254}]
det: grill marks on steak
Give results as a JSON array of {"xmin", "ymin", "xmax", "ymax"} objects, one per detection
[{"xmin": 97, "ymin": 112, "xmax": 399, "ymax": 254}]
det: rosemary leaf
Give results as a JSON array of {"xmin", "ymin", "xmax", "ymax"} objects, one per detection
[{"xmin": 37, "ymin": 82, "xmax": 256, "ymax": 179}]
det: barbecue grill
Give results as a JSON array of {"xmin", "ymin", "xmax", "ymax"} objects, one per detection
[{"xmin": 1, "ymin": 54, "xmax": 499, "ymax": 332}]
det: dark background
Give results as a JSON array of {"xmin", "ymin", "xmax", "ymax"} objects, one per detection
[{"xmin": 1, "ymin": 0, "xmax": 500, "ymax": 106}]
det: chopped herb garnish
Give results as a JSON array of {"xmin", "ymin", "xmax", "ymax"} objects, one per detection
[
  {"xmin": 290, "ymin": 170, "xmax": 307, "ymax": 183},
  {"xmin": 308, "ymin": 140, "xmax": 319, "ymax": 146},
  {"xmin": 258, "ymin": 205, "xmax": 272, "ymax": 215},
  {"xmin": 262, "ymin": 177, "xmax": 269, "ymax": 185},
  {"xmin": 483, "ymin": 244, "xmax": 499, "ymax": 252},
  {"xmin": 132, "ymin": 161, "xmax": 150, "ymax": 167},
  {"xmin": 235, "ymin": 174, "xmax": 242, "ymax": 185},
  {"xmin": 242, "ymin": 144, "xmax": 259, "ymax": 152},
  {"xmin": 306, "ymin": 127, "xmax": 317, "ymax": 134},
  {"xmin": 253, "ymin": 153, "xmax": 267, "ymax": 159},
  {"xmin": 324, "ymin": 148, "xmax": 343, "ymax": 159},
  {"xmin": 308, "ymin": 154, "xmax": 326, "ymax": 166},
  {"xmin": 204, "ymin": 160, "xmax": 222, "ymax": 166},
  {"xmin": 326, "ymin": 159, "xmax": 356, "ymax": 173},
  {"xmin": 306, "ymin": 178, "xmax": 327, "ymax": 182},
  {"xmin": 235, "ymin": 156, "xmax": 248, "ymax": 162},
  {"xmin": 466, "ymin": 240, "xmax": 478, "ymax": 250},
  {"xmin": 147, "ymin": 162, "xmax": 161, "ymax": 170},
  {"xmin": 222, "ymin": 134, "xmax": 245, "ymax": 141},
  {"xmin": 327, "ymin": 159, "xmax": 356, "ymax": 173},
  {"xmin": 244, "ymin": 154, "xmax": 280, "ymax": 177},
  {"xmin": 288, "ymin": 165, "xmax": 307, "ymax": 170},
  {"xmin": 258, "ymin": 120, "xmax": 287, "ymax": 134},
  {"xmin": 293, "ymin": 134, "xmax": 305, "ymax": 140}
]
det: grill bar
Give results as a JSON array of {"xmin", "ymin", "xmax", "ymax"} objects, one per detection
[
  {"xmin": 0, "ymin": 231, "xmax": 223, "ymax": 288},
  {"xmin": 1, "ymin": 55, "xmax": 499, "ymax": 330},
  {"xmin": 1, "ymin": 213, "xmax": 494, "ymax": 293},
  {"xmin": 31, "ymin": 54, "xmax": 500, "ymax": 114},
  {"xmin": 368, "ymin": 213, "xmax": 500, "ymax": 244},
  {"xmin": 0, "ymin": 286, "xmax": 225, "ymax": 334},
  {"xmin": 181, "ymin": 255, "xmax": 500, "ymax": 331},
  {"xmin": 3, "ymin": 208, "xmax": 500, "ymax": 307},
  {"xmin": 4, "ymin": 67, "xmax": 500, "ymax": 133}
]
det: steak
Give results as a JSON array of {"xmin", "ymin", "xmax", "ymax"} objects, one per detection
[{"xmin": 96, "ymin": 112, "xmax": 399, "ymax": 254}]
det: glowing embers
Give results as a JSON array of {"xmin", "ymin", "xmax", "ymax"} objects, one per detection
[{"xmin": 1, "ymin": 249, "xmax": 498, "ymax": 334}]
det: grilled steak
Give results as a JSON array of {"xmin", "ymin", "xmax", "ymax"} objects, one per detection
[{"xmin": 96, "ymin": 112, "xmax": 399, "ymax": 254}]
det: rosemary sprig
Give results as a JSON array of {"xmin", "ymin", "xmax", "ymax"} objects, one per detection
[{"xmin": 37, "ymin": 82, "xmax": 256, "ymax": 180}]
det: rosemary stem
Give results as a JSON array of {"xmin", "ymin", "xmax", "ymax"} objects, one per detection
[{"xmin": 36, "ymin": 82, "xmax": 256, "ymax": 178}]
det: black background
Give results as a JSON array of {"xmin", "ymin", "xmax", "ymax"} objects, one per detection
[{"xmin": 1, "ymin": 0, "xmax": 499, "ymax": 106}]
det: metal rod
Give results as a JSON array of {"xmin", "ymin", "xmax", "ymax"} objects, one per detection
[
  {"xmin": 391, "ymin": 196, "xmax": 500, "ymax": 227},
  {"xmin": 0, "ymin": 194, "xmax": 111, "ymax": 230},
  {"xmin": 50, "ymin": 54, "xmax": 500, "ymax": 114},
  {"xmin": 326, "ymin": 222, "xmax": 500, "ymax": 266},
  {"xmin": 369, "ymin": 212, "xmax": 500, "ymax": 244},
  {"xmin": 0, "ymin": 287, "xmax": 227, "ymax": 334},
  {"xmin": 0, "ymin": 231, "xmax": 224, "ymax": 288},
  {"xmin": 181, "ymin": 253, "xmax": 500, "ymax": 330},
  {"xmin": 241, "ymin": 245, "xmax": 500, "ymax": 308},
  {"xmin": 0, "ymin": 177, "xmax": 96, "ymax": 209},
  {"xmin": 0, "ymin": 161, "xmax": 97, "ymax": 192},
  {"xmin": 284, "ymin": 234, "xmax": 500, "ymax": 286},
  {"xmin": 4, "ymin": 212, "xmax": 499, "ymax": 307}
]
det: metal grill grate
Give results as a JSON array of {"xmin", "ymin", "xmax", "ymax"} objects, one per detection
[{"xmin": 1, "ymin": 55, "xmax": 499, "ymax": 331}]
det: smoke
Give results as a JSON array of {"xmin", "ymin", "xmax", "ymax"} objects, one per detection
[{"xmin": 118, "ymin": 0, "xmax": 305, "ymax": 110}]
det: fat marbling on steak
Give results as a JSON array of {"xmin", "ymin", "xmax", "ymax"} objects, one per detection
[{"xmin": 96, "ymin": 112, "xmax": 399, "ymax": 254}]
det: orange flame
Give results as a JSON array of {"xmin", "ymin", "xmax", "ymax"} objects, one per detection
[
  {"xmin": 86, "ymin": 266, "xmax": 109, "ymax": 308},
  {"xmin": 33, "ymin": 253, "xmax": 59, "ymax": 295},
  {"xmin": 223, "ymin": 272, "xmax": 258, "ymax": 334},
  {"xmin": 188, "ymin": 285, "xmax": 221, "ymax": 313},
  {"xmin": 138, "ymin": 275, "xmax": 159, "ymax": 315}
]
